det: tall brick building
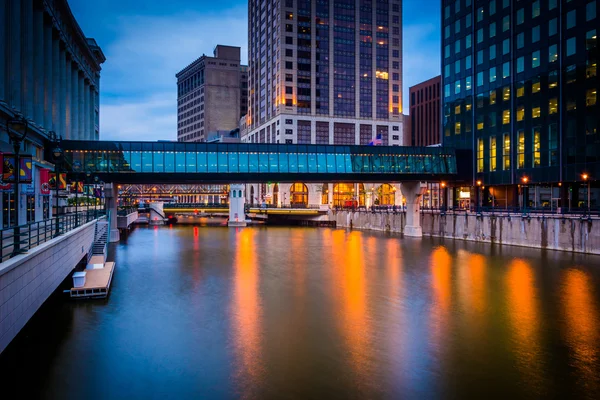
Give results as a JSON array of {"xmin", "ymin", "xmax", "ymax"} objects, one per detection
[
  {"xmin": 176, "ymin": 45, "xmax": 248, "ymax": 142},
  {"xmin": 409, "ymin": 76, "xmax": 441, "ymax": 146}
]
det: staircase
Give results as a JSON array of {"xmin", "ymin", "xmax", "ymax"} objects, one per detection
[{"xmin": 87, "ymin": 219, "xmax": 109, "ymax": 269}]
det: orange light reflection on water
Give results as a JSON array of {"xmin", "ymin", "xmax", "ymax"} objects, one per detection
[
  {"xmin": 429, "ymin": 246, "xmax": 452, "ymax": 352},
  {"xmin": 506, "ymin": 258, "xmax": 543, "ymax": 389},
  {"xmin": 561, "ymin": 268, "xmax": 600, "ymax": 389},
  {"xmin": 331, "ymin": 230, "xmax": 372, "ymax": 383},
  {"xmin": 232, "ymin": 229, "xmax": 263, "ymax": 390}
]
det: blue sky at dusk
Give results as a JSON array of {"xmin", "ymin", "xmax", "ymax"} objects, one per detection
[{"xmin": 69, "ymin": 0, "xmax": 440, "ymax": 141}]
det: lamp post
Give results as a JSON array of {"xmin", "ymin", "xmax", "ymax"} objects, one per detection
[
  {"xmin": 441, "ymin": 182, "xmax": 446, "ymax": 210},
  {"xmin": 72, "ymin": 161, "xmax": 82, "ymax": 226},
  {"xmin": 476, "ymin": 180, "xmax": 482, "ymax": 212},
  {"xmin": 521, "ymin": 176, "xmax": 529, "ymax": 212},
  {"xmin": 582, "ymin": 173, "xmax": 590, "ymax": 213},
  {"xmin": 49, "ymin": 131, "xmax": 63, "ymax": 237},
  {"xmin": 7, "ymin": 114, "xmax": 28, "ymax": 254}
]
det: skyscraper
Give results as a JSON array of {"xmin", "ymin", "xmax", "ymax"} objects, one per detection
[
  {"xmin": 176, "ymin": 45, "xmax": 248, "ymax": 142},
  {"xmin": 244, "ymin": 0, "xmax": 404, "ymax": 145},
  {"xmin": 442, "ymin": 0, "xmax": 598, "ymax": 209}
]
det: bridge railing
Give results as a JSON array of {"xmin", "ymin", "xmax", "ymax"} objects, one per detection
[
  {"xmin": 0, "ymin": 209, "xmax": 107, "ymax": 263},
  {"xmin": 117, "ymin": 206, "xmax": 139, "ymax": 216},
  {"xmin": 162, "ymin": 203, "xmax": 228, "ymax": 209},
  {"xmin": 420, "ymin": 205, "xmax": 599, "ymax": 218}
]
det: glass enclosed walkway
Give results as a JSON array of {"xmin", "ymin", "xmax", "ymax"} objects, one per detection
[{"xmin": 57, "ymin": 141, "xmax": 462, "ymax": 183}]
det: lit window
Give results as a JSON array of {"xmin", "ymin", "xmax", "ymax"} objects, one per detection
[
  {"xmin": 533, "ymin": 128, "xmax": 541, "ymax": 167},
  {"xmin": 587, "ymin": 89, "xmax": 598, "ymax": 106},
  {"xmin": 490, "ymin": 90, "xmax": 497, "ymax": 105},
  {"xmin": 477, "ymin": 139, "xmax": 484, "ymax": 172},
  {"xmin": 455, "ymin": 122, "xmax": 461, "ymax": 135},
  {"xmin": 503, "ymin": 109, "xmax": 510, "ymax": 124},
  {"xmin": 503, "ymin": 134, "xmax": 511, "ymax": 170},
  {"xmin": 503, "ymin": 87, "xmax": 510, "ymax": 101},
  {"xmin": 532, "ymin": 106, "xmax": 541, "ymax": 118},
  {"xmin": 517, "ymin": 105, "xmax": 525, "ymax": 121},
  {"xmin": 532, "ymin": 79, "xmax": 541, "ymax": 93},
  {"xmin": 549, "ymin": 44, "xmax": 558, "ymax": 62},
  {"xmin": 503, "ymin": 62, "xmax": 510, "ymax": 79},
  {"xmin": 549, "ymin": 71, "xmax": 559, "ymax": 89},
  {"xmin": 518, "ymin": 130, "xmax": 525, "ymax": 169},
  {"xmin": 532, "ymin": 51, "xmax": 540, "ymax": 68},
  {"xmin": 489, "ymin": 67, "xmax": 497, "ymax": 83},
  {"xmin": 517, "ymin": 82, "xmax": 525, "ymax": 97},
  {"xmin": 549, "ymin": 98, "xmax": 558, "ymax": 114},
  {"xmin": 490, "ymin": 136, "xmax": 497, "ymax": 172},
  {"xmin": 466, "ymin": 76, "xmax": 472, "ymax": 91}
]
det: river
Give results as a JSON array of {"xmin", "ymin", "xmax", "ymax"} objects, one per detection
[{"xmin": 1, "ymin": 224, "xmax": 599, "ymax": 399}]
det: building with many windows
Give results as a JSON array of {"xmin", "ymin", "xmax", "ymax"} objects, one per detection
[
  {"xmin": 442, "ymin": 0, "xmax": 597, "ymax": 209},
  {"xmin": 176, "ymin": 45, "xmax": 248, "ymax": 142},
  {"xmin": 0, "ymin": 0, "xmax": 105, "ymax": 227},
  {"xmin": 409, "ymin": 76, "xmax": 441, "ymax": 146},
  {"xmin": 243, "ymin": 0, "xmax": 404, "ymax": 146}
]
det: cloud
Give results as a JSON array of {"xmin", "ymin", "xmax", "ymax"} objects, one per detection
[
  {"xmin": 99, "ymin": 7, "xmax": 247, "ymax": 140},
  {"xmin": 101, "ymin": 93, "xmax": 177, "ymax": 141}
]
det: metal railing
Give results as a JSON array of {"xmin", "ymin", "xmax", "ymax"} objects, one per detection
[
  {"xmin": 419, "ymin": 205, "xmax": 599, "ymax": 218},
  {"xmin": 117, "ymin": 206, "xmax": 139, "ymax": 216},
  {"xmin": 0, "ymin": 209, "xmax": 106, "ymax": 263}
]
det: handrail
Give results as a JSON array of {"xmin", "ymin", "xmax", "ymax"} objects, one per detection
[{"xmin": 0, "ymin": 209, "xmax": 106, "ymax": 263}]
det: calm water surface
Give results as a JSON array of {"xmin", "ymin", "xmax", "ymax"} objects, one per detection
[{"xmin": 1, "ymin": 225, "xmax": 600, "ymax": 399}]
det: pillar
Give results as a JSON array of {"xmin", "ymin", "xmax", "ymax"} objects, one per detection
[
  {"xmin": 393, "ymin": 183, "xmax": 403, "ymax": 206},
  {"xmin": 328, "ymin": 183, "xmax": 334, "ymax": 206},
  {"xmin": 401, "ymin": 181, "xmax": 424, "ymax": 237},
  {"xmin": 34, "ymin": 167, "xmax": 43, "ymax": 222},
  {"xmin": 8, "ymin": 0, "xmax": 22, "ymax": 108},
  {"xmin": 44, "ymin": 18, "xmax": 54, "ymax": 129},
  {"xmin": 65, "ymin": 54, "xmax": 71, "ymax": 138},
  {"xmin": 228, "ymin": 184, "xmax": 246, "ymax": 227},
  {"xmin": 21, "ymin": 0, "xmax": 34, "ymax": 119},
  {"xmin": 79, "ymin": 75, "xmax": 85, "ymax": 139},
  {"xmin": 104, "ymin": 183, "xmax": 120, "ymax": 242},
  {"xmin": 71, "ymin": 64, "xmax": 79, "ymax": 139},
  {"xmin": 33, "ymin": 3, "xmax": 44, "ymax": 125},
  {"xmin": 58, "ymin": 44, "xmax": 66, "ymax": 136},
  {"xmin": 0, "ymin": 0, "xmax": 6, "ymax": 101}
]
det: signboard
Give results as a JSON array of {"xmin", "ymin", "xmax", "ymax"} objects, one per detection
[
  {"xmin": 49, "ymin": 172, "xmax": 67, "ymax": 190},
  {"xmin": 459, "ymin": 190, "xmax": 471, "ymax": 199},
  {"xmin": 40, "ymin": 168, "xmax": 51, "ymax": 195},
  {"xmin": 2, "ymin": 155, "xmax": 33, "ymax": 183},
  {"xmin": 70, "ymin": 181, "xmax": 84, "ymax": 193}
]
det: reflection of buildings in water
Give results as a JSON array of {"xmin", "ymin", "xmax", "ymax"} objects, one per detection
[
  {"xmin": 561, "ymin": 268, "xmax": 600, "ymax": 389},
  {"xmin": 232, "ymin": 229, "xmax": 263, "ymax": 391}
]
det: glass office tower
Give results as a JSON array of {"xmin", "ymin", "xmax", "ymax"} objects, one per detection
[{"xmin": 442, "ymin": 0, "xmax": 597, "ymax": 209}]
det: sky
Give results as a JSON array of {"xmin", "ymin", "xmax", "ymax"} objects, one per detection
[{"xmin": 69, "ymin": 0, "xmax": 441, "ymax": 141}]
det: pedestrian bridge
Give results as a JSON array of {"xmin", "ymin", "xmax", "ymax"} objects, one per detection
[{"xmin": 58, "ymin": 141, "xmax": 463, "ymax": 183}]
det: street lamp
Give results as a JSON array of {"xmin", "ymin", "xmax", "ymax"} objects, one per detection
[
  {"xmin": 521, "ymin": 176, "xmax": 529, "ymax": 212},
  {"xmin": 476, "ymin": 180, "xmax": 482, "ymax": 212},
  {"xmin": 582, "ymin": 173, "xmax": 590, "ymax": 213},
  {"xmin": 7, "ymin": 114, "xmax": 28, "ymax": 254},
  {"xmin": 49, "ymin": 131, "xmax": 63, "ymax": 237},
  {"xmin": 72, "ymin": 161, "xmax": 82, "ymax": 225}
]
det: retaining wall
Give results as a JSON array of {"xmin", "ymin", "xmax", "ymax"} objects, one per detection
[{"xmin": 0, "ymin": 221, "xmax": 96, "ymax": 353}]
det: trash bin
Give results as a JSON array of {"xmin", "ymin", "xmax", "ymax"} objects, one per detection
[{"xmin": 73, "ymin": 271, "xmax": 86, "ymax": 288}]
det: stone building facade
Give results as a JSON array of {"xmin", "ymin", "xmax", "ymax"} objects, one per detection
[{"xmin": 0, "ymin": 0, "xmax": 105, "ymax": 228}]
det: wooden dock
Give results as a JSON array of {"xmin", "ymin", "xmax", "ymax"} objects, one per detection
[{"xmin": 70, "ymin": 262, "xmax": 115, "ymax": 299}]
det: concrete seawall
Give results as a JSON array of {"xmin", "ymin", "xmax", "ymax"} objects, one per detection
[
  {"xmin": 0, "ymin": 221, "xmax": 96, "ymax": 353},
  {"xmin": 330, "ymin": 210, "xmax": 600, "ymax": 255}
]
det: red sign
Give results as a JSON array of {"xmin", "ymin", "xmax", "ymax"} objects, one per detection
[
  {"xmin": 49, "ymin": 173, "xmax": 67, "ymax": 190},
  {"xmin": 40, "ymin": 168, "xmax": 51, "ymax": 195}
]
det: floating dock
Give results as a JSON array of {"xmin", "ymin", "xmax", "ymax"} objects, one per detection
[{"xmin": 70, "ymin": 262, "xmax": 115, "ymax": 299}]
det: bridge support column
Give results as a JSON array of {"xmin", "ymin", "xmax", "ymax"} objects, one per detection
[
  {"xmin": 104, "ymin": 183, "xmax": 120, "ymax": 242},
  {"xmin": 149, "ymin": 202, "xmax": 165, "ymax": 225},
  {"xmin": 401, "ymin": 182, "xmax": 424, "ymax": 237},
  {"xmin": 228, "ymin": 184, "xmax": 246, "ymax": 227}
]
